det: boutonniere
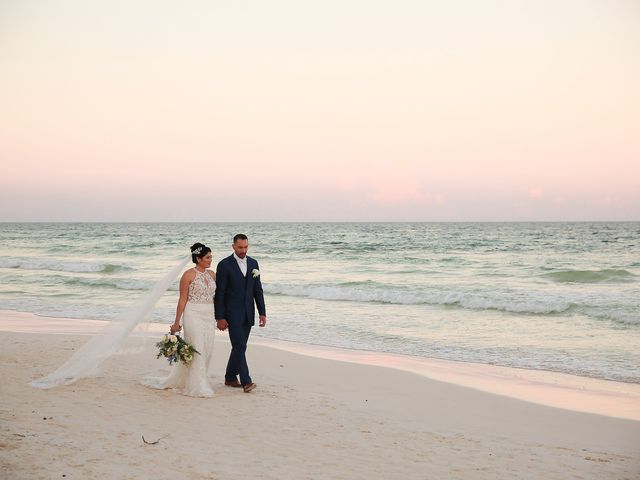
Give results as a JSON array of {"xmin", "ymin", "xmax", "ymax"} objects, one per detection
[{"xmin": 252, "ymin": 269, "xmax": 260, "ymax": 278}]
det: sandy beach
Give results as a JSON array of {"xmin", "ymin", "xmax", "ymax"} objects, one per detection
[{"xmin": 1, "ymin": 311, "xmax": 639, "ymax": 479}]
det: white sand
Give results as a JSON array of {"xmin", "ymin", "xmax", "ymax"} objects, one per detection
[{"xmin": 1, "ymin": 311, "xmax": 639, "ymax": 479}]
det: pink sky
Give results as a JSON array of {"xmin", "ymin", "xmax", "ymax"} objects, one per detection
[{"xmin": 1, "ymin": 0, "xmax": 639, "ymax": 221}]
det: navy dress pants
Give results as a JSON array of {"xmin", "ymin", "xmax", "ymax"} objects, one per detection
[{"xmin": 225, "ymin": 321, "xmax": 252, "ymax": 385}]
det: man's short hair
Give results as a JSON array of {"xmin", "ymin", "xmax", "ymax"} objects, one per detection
[{"xmin": 233, "ymin": 233, "xmax": 248, "ymax": 243}]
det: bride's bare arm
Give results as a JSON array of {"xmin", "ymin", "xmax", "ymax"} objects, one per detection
[{"xmin": 171, "ymin": 270, "xmax": 194, "ymax": 333}]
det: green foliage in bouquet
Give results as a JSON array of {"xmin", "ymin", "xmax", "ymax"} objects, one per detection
[{"xmin": 156, "ymin": 333, "xmax": 200, "ymax": 365}]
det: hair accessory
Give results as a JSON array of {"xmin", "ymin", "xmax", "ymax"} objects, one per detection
[{"xmin": 191, "ymin": 247, "xmax": 203, "ymax": 256}]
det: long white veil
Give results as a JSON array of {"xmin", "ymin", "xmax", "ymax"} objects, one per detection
[{"xmin": 31, "ymin": 256, "xmax": 191, "ymax": 389}]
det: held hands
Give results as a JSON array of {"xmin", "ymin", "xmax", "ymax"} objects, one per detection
[
  {"xmin": 215, "ymin": 318, "xmax": 266, "ymax": 329},
  {"xmin": 170, "ymin": 323, "xmax": 182, "ymax": 334},
  {"xmin": 216, "ymin": 319, "xmax": 229, "ymax": 331}
]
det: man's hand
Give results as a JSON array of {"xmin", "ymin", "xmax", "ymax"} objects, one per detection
[
  {"xmin": 259, "ymin": 315, "xmax": 267, "ymax": 327},
  {"xmin": 216, "ymin": 319, "xmax": 228, "ymax": 331}
]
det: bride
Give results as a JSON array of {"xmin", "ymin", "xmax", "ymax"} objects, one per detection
[
  {"xmin": 142, "ymin": 243, "xmax": 217, "ymax": 397},
  {"xmin": 31, "ymin": 243, "xmax": 216, "ymax": 393}
]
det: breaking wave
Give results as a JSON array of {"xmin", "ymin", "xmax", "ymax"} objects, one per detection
[
  {"xmin": 542, "ymin": 269, "xmax": 635, "ymax": 284},
  {"xmin": 0, "ymin": 257, "xmax": 132, "ymax": 274},
  {"xmin": 265, "ymin": 283, "xmax": 571, "ymax": 315},
  {"xmin": 264, "ymin": 282, "xmax": 639, "ymax": 325}
]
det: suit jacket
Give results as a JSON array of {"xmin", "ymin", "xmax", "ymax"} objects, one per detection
[{"xmin": 214, "ymin": 254, "xmax": 266, "ymax": 326}]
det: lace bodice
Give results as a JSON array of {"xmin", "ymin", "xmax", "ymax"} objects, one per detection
[{"xmin": 188, "ymin": 269, "xmax": 216, "ymax": 304}]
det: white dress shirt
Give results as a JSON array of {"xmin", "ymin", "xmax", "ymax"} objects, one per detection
[{"xmin": 234, "ymin": 253, "xmax": 247, "ymax": 276}]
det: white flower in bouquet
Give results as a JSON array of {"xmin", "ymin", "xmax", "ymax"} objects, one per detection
[{"xmin": 155, "ymin": 331, "xmax": 200, "ymax": 365}]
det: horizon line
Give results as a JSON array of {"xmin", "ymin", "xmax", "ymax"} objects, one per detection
[{"xmin": 1, "ymin": 220, "xmax": 638, "ymax": 224}]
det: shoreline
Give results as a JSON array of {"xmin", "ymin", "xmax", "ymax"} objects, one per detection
[
  {"xmin": 2, "ymin": 309, "xmax": 639, "ymax": 421},
  {"xmin": 2, "ymin": 309, "xmax": 639, "ymax": 478}
]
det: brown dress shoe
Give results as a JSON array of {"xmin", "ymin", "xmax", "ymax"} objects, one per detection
[
  {"xmin": 242, "ymin": 382, "xmax": 256, "ymax": 393},
  {"xmin": 225, "ymin": 380, "xmax": 242, "ymax": 388}
]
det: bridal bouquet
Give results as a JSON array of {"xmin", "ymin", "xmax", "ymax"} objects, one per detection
[{"xmin": 155, "ymin": 333, "xmax": 200, "ymax": 366}]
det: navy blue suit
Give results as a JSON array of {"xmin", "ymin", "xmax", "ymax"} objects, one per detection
[{"xmin": 214, "ymin": 254, "xmax": 266, "ymax": 385}]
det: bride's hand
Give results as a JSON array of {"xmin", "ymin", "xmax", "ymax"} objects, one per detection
[{"xmin": 170, "ymin": 323, "xmax": 182, "ymax": 334}]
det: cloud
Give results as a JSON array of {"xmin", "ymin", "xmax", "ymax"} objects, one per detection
[
  {"xmin": 368, "ymin": 181, "xmax": 445, "ymax": 207},
  {"xmin": 528, "ymin": 187, "xmax": 544, "ymax": 199},
  {"xmin": 598, "ymin": 195, "xmax": 627, "ymax": 208}
]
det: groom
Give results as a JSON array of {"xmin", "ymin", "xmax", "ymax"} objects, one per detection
[{"xmin": 214, "ymin": 234, "xmax": 267, "ymax": 393}]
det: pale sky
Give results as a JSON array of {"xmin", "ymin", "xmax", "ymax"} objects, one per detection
[{"xmin": 1, "ymin": 0, "xmax": 639, "ymax": 221}]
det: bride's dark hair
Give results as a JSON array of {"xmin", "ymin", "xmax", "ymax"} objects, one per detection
[{"xmin": 190, "ymin": 242, "xmax": 211, "ymax": 264}]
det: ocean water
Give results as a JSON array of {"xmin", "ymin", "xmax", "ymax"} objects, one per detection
[{"xmin": 1, "ymin": 222, "xmax": 639, "ymax": 383}]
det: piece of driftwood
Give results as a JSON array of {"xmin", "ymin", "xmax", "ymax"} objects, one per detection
[{"xmin": 141, "ymin": 434, "xmax": 168, "ymax": 445}]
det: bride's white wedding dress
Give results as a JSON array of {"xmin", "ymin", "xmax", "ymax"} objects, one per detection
[{"xmin": 143, "ymin": 269, "xmax": 216, "ymax": 397}]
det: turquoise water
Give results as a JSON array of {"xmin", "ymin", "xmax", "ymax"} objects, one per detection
[{"xmin": 1, "ymin": 222, "xmax": 639, "ymax": 382}]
